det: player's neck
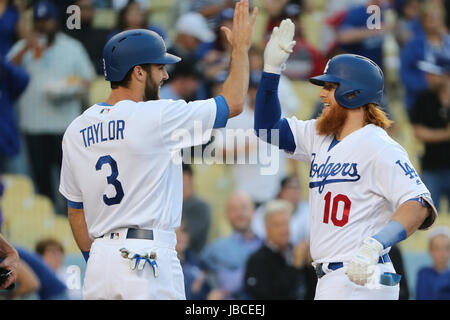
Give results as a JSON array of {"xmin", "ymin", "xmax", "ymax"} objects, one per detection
[
  {"xmin": 336, "ymin": 109, "xmax": 366, "ymax": 141},
  {"xmin": 106, "ymin": 87, "xmax": 144, "ymax": 105}
]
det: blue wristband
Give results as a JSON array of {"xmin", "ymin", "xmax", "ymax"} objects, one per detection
[
  {"xmin": 372, "ymin": 221, "xmax": 407, "ymax": 249},
  {"xmin": 82, "ymin": 251, "xmax": 90, "ymax": 262}
]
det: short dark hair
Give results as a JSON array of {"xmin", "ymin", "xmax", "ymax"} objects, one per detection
[
  {"xmin": 35, "ymin": 238, "xmax": 64, "ymax": 256},
  {"xmin": 280, "ymin": 175, "xmax": 300, "ymax": 189},
  {"xmin": 116, "ymin": 0, "xmax": 146, "ymax": 31},
  {"xmin": 110, "ymin": 63, "xmax": 152, "ymax": 89}
]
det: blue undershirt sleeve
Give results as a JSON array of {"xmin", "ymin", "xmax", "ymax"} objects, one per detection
[
  {"xmin": 67, "ymin": 200, "xmax": 84, "ymax": 209},
  {"xmin": 213, "ymin": 95, "xmax": 230, "ymax": 128},
  {"xmin": 254, "ymin": 72, "xmax": 296, "ymax": 153}
]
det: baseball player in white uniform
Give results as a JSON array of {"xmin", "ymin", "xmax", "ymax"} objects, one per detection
[
  {"xmin": 254, "ymin": 19, "xmax": 438, "ymax": 300},
  {"xmin": 59, "ymin": 0, "xmax": 257, "ymax": 299}
]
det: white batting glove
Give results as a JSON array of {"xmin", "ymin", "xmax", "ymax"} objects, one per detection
[
  {"xmin": 119, "ymin": 248, "xmax": 146, "ymax": 270},
  {"xmin": 119, "ymin": 248, "xmax": 159, "ymax": 276},
  {"xmin": 263, "ymin": 18, "xmax": 296, "ymax": 74},
  {"xmin": 345, "ymin": 237, "xmax": 384, "ymax": 286}
]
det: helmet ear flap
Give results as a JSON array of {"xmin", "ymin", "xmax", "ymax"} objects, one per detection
[{"xmin": 334, "ymin": 82, "xmax": 365, "ymax": 109}]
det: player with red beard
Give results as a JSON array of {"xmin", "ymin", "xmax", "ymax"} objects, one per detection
[{"xmin": 254, "ymin": 19, "xmax": 437, "ymax": 300}]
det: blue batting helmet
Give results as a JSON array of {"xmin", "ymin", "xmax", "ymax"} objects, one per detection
[
  {"xmin": 103, "ymin": 29, "xmax": 181, "ymax": 82},
  {"xmin": 309, "ymin": 54, "xmax": 384, "ymax": 109}
]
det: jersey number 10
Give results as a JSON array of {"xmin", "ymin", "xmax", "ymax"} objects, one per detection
[{"xmin": 323, "ymin": 192, "xmax": 351, "ymax": 227}]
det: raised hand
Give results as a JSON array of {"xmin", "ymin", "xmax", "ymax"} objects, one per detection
[
  {"xmin": 263, "ymin": 18, "xmax": 296, "ymax": 74},
  {"xmin": 221, "ymin": 0, "xmax": 258, "ymax": 52}
]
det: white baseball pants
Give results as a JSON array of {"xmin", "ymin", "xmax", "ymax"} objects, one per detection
[
  {"xmin": 314, "ymin": 262, "xmax": 400, "ymax": 300},
  {"xmin": 82, "ymin": 228, "xmax": 185, "ymax": 300}
]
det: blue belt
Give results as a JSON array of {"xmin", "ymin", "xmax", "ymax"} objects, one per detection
[{"xmin": 315, "ymin": 253, "xmax": 391, "ymax": 279}]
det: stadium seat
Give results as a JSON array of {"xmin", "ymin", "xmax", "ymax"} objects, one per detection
[{"xmin": 0, "ymin": 174, "xmax": 79, "ymax": 253}]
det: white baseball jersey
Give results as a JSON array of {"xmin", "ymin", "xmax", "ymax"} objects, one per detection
[
  {"xmin": 59, "ymin": 98, "xmax": 217, "ymax": 239},
  {"xmin": 284, "ymin": 118, "xmax": 435, "ymax": 263}
]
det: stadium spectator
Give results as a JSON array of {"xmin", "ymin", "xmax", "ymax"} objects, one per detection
[
  {"xmin": 263, "ymin": 0, "xmax": 311, "ymax": 39},
  {"xmin": 7, "ymin": 0, "xmax": 95, "ymax": 213},
  {"xmin": 64, "ymin": 0, "xmax": 111, "ymax": 76},
  {"xmin": 15, "ymin": 247, "xmax": 68, "ymax": 299},
  {"xmin": 208, "ymin": 70, "xmax": 289, "ymax": 207},
  {"xmin": 201, "ymin": 8, "xmax": 233, "ymax": 85},
  {"xmin": 0, "ymin": 0, "xmax": 27, "ymax": 58},
  {"xmin": 200, "ymin": 192, "xmax": 261, "ymax": 299},
  {"xmin": 0, "ymin": 232, "xmax": 18, "ymax": 289},
  {"xmin": 416, "ymin": 226, "xmax": 450, "ymax": 299},
  {"xmin": 35, "ymin": 239, "xmax": 64, "ymax": 274},
  {"xmin": 112, "ymin": 0, "xmax": 149, "ymax": 10},
  {"xmin": 190, "ymin": 0, "xmax": 239, "ymax": 30},
  {"xmin": 433, "ymin": 269, "xmax": 450, "ymax": 300},
  {"xmin": 160, "ymin": 60, "xmax": 202, "ymax": 102},
  {"xmin": 180, "ymin": 164, "xmax": 212, "ymax": 256},
  {"xmin": 93, "ymin": 0, "xmax": 111, "ymax": 8},
  {"xmin": 168, "ymin": 11, "xmax": 215, "ymax": 64},
  {"xmin": 1, "ymin": 229, "xmax": 41, "ymax": 299},
  {"xmin": 392, "ymin": 0, "xmax": 424, "ymax": 48},
  {"xmin": 400, "ymin": 2, "xmax": 450, "ymax": 111},
  {"xmin": 107, "ymin": 0, "xmax": 167, "ymax": 42},
  {"xmin": 244, "ymin": 199, "xmax": 313, "ymax": 300},
  {"xmin": 336, "ymin": 0, "xmax": 392, "ymax": 70},
  {"xmin": 251, "ymin": 175, "xmax": 309, "ymax": 245},
  {"xmin": 0, "ymin": 54, "xmax": 29, "ymax": 173},
  {"xmin": 280, "ymin": 4, "xmax": 327, "ymax": 81},
  {"xmin": 0, "ymin": 259, "xmax": 41, "ymax": 300},
  {"xmin": 409, "ymin": 55, "xmax": 450, "ymax": 211},
  {"xmin": 168, "ymin": 11, "xmax": 218, "ymax": 100},
  {"xmin": 175, "ymin": 220, "xmax": 211, "ymax": 300},
  {"xmin": 171, "ymin": 0, "xmax": 194, "ymax": 20},
  {"xmin": 317, "ymin": 0, "xmax": 368, "ymax": 57},
  {"xmin": 37, "ymin": 238, "xmax": 82, "ymax": 300}
]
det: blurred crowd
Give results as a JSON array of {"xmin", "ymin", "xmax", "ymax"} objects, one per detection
[{"xmin": 0, "ymin": 0, "xmax": 449, "ymax": 300}]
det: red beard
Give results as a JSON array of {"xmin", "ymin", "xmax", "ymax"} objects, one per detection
[{"xmin": 316, "ymin": 103, "xmax": 349, "ymax": 136}]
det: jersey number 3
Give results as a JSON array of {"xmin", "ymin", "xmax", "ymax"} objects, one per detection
[
  {"xmin": 323, "ymin": 192, "xmax": 351, "ymax": 227},
  {"xmin": 96, "ymin": 155, "xmax": 124, "ymax": 206}
]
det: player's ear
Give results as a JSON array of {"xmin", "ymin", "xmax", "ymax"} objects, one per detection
[{"xmin": 133, "ymin": 65, "xmax": 146, "ymax": 83}]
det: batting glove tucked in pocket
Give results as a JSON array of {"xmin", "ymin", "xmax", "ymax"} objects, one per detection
[
  {"xmin": 345, "ymin": 237, "xmax": 383, "ymax": 286},
  {"xmin": 119, "ymin": 248, "xmax": 159, "ymax": 278}
]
